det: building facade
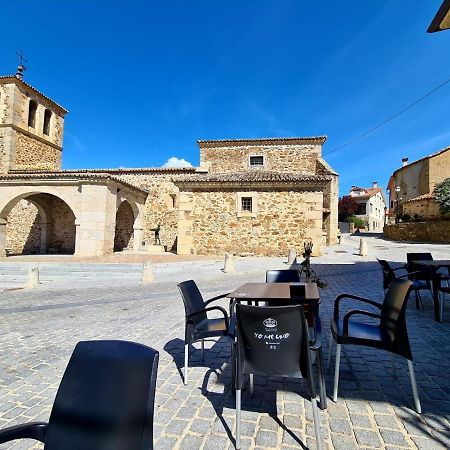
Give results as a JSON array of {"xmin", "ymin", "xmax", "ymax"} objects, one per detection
[
  {"xmin": 386, "ymin": 148, "xmax": 450, "ymax": 221},
  {"xmin": 0, "ymin": 73, "xmax": 339, "ymax": 257},
  {"xmin": 349, "ymin": 183, "xmax": 386, "ymax": 231}
]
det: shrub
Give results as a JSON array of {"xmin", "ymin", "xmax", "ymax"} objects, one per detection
[
  {"xmin": 348, "ymin": 215, "xmax": 365, "ymax": 229},
  {"xmin": 338, "ymin": 195, "xmax": 358, "ymax": 222},
  {"xmin": 434, "ymin": 178, "xmax": 450, "ymax": 215}
]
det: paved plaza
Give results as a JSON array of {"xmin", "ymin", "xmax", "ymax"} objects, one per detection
[{"xmin": 0, "ymin": 235, "xmax": 449, "ymax": 449}]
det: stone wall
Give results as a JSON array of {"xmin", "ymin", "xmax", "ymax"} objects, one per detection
[
  {"xmin": 51, "ymin": 196, "xmax": 76, "ymax": 253},
  {"xmin": 200, "ymin": 143, "xmax": 322, "ymax": 174},
  {"xmin": 116, "ymin": 173, "xmax": 179, "ymax": 251},
  {"xmin": 5, "ymin": 200, "xmax": 41, "ymax": 254},
  {"xmin": 114, "ymin": 201, "xmax": 134, "ymax": 251},
  {"xmin": 384, "ymin": 220, "xmax": 450, "ymax": 244},
  {"xmin": 0, "ymin": 128, "xmax": 5, "ymax": 173},
  {"xmin": 178, "ymin": 188, "xmax": 323, "ymax": 256},
  {"xmin": 14, "ymin": 132, "xmax": 61, "ymax": 171},
  {"xmin": 403, "ymin": 198, "xmax": 440, "ymax": 219}
]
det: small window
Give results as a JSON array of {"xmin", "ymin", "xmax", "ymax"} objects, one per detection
[
  {"xmin": 249, "ymin": 155, "xmax": 264, "ymax": 167},
  {"xmin": 43, "ymin": 109, "xmax": 52, "ymax": 135},
  {"xmin": 28, "ymin": 100, "xmax": 38, "ymax": 128},
  {"xmin": 241, "ymin": 197, "xmax": 252, "ymax": 212}
]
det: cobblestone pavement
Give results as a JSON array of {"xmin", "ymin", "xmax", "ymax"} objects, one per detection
[{"xmin": 0, "ymin": 236, "xmax": 449, "ymax": 449}]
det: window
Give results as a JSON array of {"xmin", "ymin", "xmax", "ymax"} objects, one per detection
[
  {"xmin": 249, "ymin": 155, "xmax": 264, "ymax": 167},
  {"xmin": 237, "ymin": 192, "xmax": 257, "ymax": 217},
  {"xmin": 241, "ymin": 197, "xmax": 252, "ymax": 212},
  {"xmin": 43, "ymin": 109, "xmax": 52, "ymax": 135},
  {"xmin": 28, "ymin": 100, "xmax": 38, "ymax": 128}
]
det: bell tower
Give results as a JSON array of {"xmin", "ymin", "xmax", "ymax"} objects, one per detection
[{"xmin": 0, "ymin": 62, "xmax": 68, "ymax": 174}]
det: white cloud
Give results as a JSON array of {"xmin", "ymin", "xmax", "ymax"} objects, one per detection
[{"xmin": 162, "ymin": 157, "xmax": 193, "ymax": 168}]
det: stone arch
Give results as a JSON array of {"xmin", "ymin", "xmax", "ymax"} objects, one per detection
[
  {"xmin": 114, "ymin": 200, "xmax": 136, "ymax": 252},
  {"xmin": 0, "ymin": 192, "xmax": 77, "ymax": 256}
]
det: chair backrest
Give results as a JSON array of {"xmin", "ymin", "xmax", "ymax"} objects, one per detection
[
  {"xmin": 45, "ymin": 340, "xmax": 159, "ymax": 450},
  {"xmin": 406, "ymin": 253, "xmax": 433, "ymax": 281},
  {"xmin": 377, "ymin": 259, "xmax": 396, "ymax": 290},
  {"xmin": 266, "ymin": 269, "xmax": 301, "ymax": 283},
  {"xmin": 380, "ymin": 279, "xmax": 413, "ymax": 332},
  {"xmin": 235, "ymin": 304, "xmax": 313, "ymax": 391},
  {"xmin": 177, "ymin": 280, "xmax": 207, "ymax": 325}
]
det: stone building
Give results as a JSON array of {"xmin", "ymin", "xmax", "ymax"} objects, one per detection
[
  {"xmin": 386, "ymin": 147, "xmax": 450, "ymax": 221},
  {"xmin": 348, "ymin": 183, "xmax": 386, "ymax": 232},
  {"xmin": 0, "ymin": 72, "xmax": 339, "ymax": 257}
]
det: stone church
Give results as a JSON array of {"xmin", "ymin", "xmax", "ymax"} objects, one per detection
[{"xmin": 0, "ymin": 71, "xmax": 338, "ymax": 258}]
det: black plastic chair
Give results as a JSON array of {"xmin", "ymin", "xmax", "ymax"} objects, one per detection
[
  {"xmin": 234, "ymin": 304, "xmax": 323, "ymax": 450},
  {"xmin": 178, "ymin": 279, "xmax": 231, "ymax": 384},
  {"xmin": 0, "ymin": 340, "xmax": 159, "ymax": 449},
  {"xmin": 328, "ymin": 278, "xmax": 421, "ymax": 413},
  {"xmin": 406, "ymin": 253, "xmax": 434, "ymax": 309},
  {"xmin": 437, "ymin": 274, "xmax": 450, "ymax": 321},
  {"xmin": 378, "ymin": 258, "xmax": 425, "ymax": 310},
  {"xmin": 266, "ymin": 269, "xmax": 301, "ymax": 283}
]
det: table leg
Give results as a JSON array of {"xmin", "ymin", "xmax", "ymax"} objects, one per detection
[{"xmin": 433, "ymin": 275, "xmax": 441, "ymax": 322}]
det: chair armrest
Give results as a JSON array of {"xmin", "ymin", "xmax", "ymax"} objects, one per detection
[
  {"xmin": 392, "ymin": 264, "xmax": 407, "ymax": 271},
  {"xmin": 204, "ymin": 292, "xmax": 231, "ymax": 306},
  {"xmin": 186, "ymin": 306, "xmax": 229, "ymax": 329},
  {"xmin": 342, "ymin": 310, "xmax": 398, "ymax": 335},
  {"xmin": 334, "ymin": 294, "xmax": 381, "ymax": 319},
  {"xmin": 0, "ymin": 422, "xmax": 48, "ymax": 444}
]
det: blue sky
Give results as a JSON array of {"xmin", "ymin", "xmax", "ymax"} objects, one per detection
[{"xmin": 1, "ymin": 1, "xmax": 449, "ymax": 195}]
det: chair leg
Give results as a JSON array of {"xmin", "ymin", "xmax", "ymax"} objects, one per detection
[
  {"xmin": 184, "ymin": 343, "xmax": 189, "ymax": 385},
  {"xmin": 249, "ymin": 373, "xmax": 254, "ymax": 397},
  {"xmin": 440, "ymin": 290, "xmax": 445, "ymax": 321},
  {"xmin": 236, "ymin": 388, "xmax": 242, "ymax": 449},
  {"xmin": 332, "ymin": 344, "xmax": 341, "ymax": 402},
  {"xmin": 391, "ymin": 353, "xmax": 397, "ymax": 378},
  {"xmin": 327, "ymin": 333, "xmax": 334, "ymax": 371},
  {"xmin": 317, "ymin": 347, "xmax": 327, "ymax": 410},
  {"xmin": 407, "ymin": 360, "xmax": 421, "ymax": 414},
  {"xmin": 415, "ymin": 290, "xmax": 423, "ymax": 310},
  {"xmin": 201, "ymin": 338, "xmax": 204, "ymax": 362},
  {"xmin": 311, "ymin": 397, "xmax": 323, "ymax": 450}
]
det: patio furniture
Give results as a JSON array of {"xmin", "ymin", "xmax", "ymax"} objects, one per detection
[
  {"xmin": 266, "ymin": 269, "xmax": 301, "ymax": 283},
  {"xmin": 328, "ymin": 278, "xmax": 421, "ymax": 413},
  {"xmin": 412, "ymin": 259, "xmax": 450, "ymax": 322},
  {"xmin": 406, "ymin": 253, "xmax": 434, "ymax": 310},
  {"xmin": 177, "ymin": 280, "xmax": 231, "ymax": 384},
  {"xmin": 0, "ymin": 340, "xmax": 159, "ymax": 449},
  {"xmin": 234, "ymin": 304, "xmax": 323, "ymax": 450},
  {"xmin": 377, "ymin": 259, "xmax": 423, "ymax": 310},
  {"xmin": 228, "ymin": 282, "xmax": 326, "ymax": 409},
  {"xmin": 437, "ymin": 273, "xmax": 450, "ymax": 320}
]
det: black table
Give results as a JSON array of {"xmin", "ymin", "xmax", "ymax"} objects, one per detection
[{"xmin": 413, "ymin": 260, "xmax": 450, "ymax": 322}]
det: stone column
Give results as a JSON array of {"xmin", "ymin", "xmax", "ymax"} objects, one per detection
[
  {"xmin": 133, "ymin": 227, "xmax": 143, "ymax": 251},
  {"xmin": 40, "ymin": 222, "xmax": 48, "ymax": 254},
  {"xmin": 177, "ymin": 191, "xmax": 194, "ymax": 255},
  {"xmin": 0, "ymin": 218, "xmax": 6, "ymax": 257}
]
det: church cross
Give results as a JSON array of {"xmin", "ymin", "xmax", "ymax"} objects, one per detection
[{"xmin": 16, "ymin": 50, "xmax": 28, "ymax": 69}]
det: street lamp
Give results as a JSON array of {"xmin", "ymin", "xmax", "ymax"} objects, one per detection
[{"xmin": 395, "ymin": 186, "xmax": 402, "ymax": 223}]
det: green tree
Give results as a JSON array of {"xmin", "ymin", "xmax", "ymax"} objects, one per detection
[
  {"xmin": 338, "ymin": 195, "xmax": 358, "ymax": 222},
  {"xmin": 434, "ymin": 178, "xmax": 450, "ymax": 215}
]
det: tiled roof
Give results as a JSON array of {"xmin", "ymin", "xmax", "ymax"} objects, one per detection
[
  {"xmin": 350, "ymin": 186, "xmax": 382, "ymax": 198},
  {"xmin": 393, "ymin": 146, "xmax": 450, "ymax": 176},
  {"xmin": 9, "ymin": 167, "xmax": 197, "ymax": 175},
  {"xmin": 173, "ymin": 171, "xmax": 331, "ymax": 183},
  {"xmin": 197, "ymin": 136, "xmax": 327, "ymax": 147},
  {"xmin": 0, "ymin": 171, "xmax": 147, "ymax": 193},
  {"xmin": 403, "ymin": 193, "xmax": 435, "ymax": 203},
  {"xmin": 0, "ymin": 75, "xmax": 67, "ymax": 113}
]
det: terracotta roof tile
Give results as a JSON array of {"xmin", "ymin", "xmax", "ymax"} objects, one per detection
[
  {"xmin": 197, "ymin": 136, "xmax": 327, "ymax": 147},
  {"xmin": 403, "ymin": 193, "xmax": 435, "ymax": 203},
  {"xmin": 173, "ymin": 171, "xmax": 331, "ymax": 183}
]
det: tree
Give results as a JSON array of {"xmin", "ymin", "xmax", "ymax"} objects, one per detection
[
  {"xmin": 338, "ymin": 195, "xmax": 358, "ymax": 221},
  {"xmin": 434, "ymin": 178, "xmax": 450, "ymax": 215}
]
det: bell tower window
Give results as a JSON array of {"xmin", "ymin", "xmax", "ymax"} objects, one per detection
[
  {"xmin": 43, "ymin": 109, "xmax": 52, "ymax": 135},
  {"xmin": 28, "ymin": 100, "xmax": 38, "ymax": 128}
]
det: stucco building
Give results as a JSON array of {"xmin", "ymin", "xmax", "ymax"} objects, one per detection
[
  {"xmin": 0, "ymin": 72, "xmax": 339, "ymax": 257},
  {"xmin": 386, "ymin": 148, "xmax": 450, "ymax": 221},
  {"xmin": 349, "ymin": 183, "xmax": 386, "ymax": 231}
]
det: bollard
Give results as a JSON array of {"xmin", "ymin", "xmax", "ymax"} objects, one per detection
[
  {"xmin": 223, "ymin": 252, "xmax": 235, "ymax": 273},
  {"xmin": 359, "ymin": 239, "xmax": 368, "ymax": 256},
  {"xmin": 27, "ymin": 267, "xmax": 39, "ymax": 287},
  {"xmin": 340, "ymin": 235, "xmax": 344, "ymax": 245},
  {"xmin": 287, "ymin": 248, "xmax": 297, "ymax": 265},
  {"xmin": 141, "ymin": 261, "xmax": 154, "ymax": 283}
]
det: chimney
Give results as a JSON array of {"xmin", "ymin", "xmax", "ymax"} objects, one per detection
[
  {"xmin": 372, "ymin": 181, "xmax": 378, "ymax": 189},
  {"xmin": 402, "ymin": 157, "xmax": 408, "ymax": 167}
]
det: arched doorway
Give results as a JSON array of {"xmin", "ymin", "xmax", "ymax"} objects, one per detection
[
  {"xmin": 1, "ymin": 193, "xmax": 76, "ymax": 255},
  {"xmin": 114, "ymin": 201, "xmax": 135, "ymax": 252}
]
